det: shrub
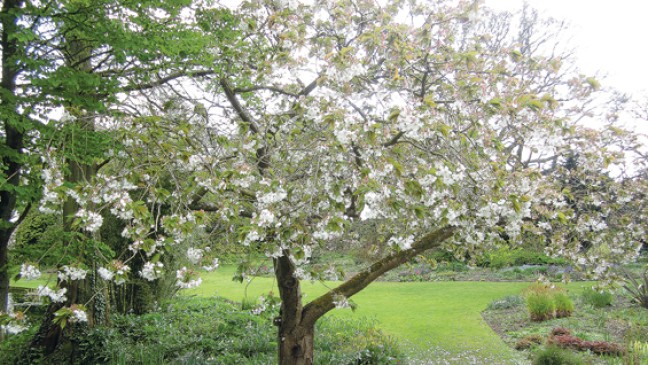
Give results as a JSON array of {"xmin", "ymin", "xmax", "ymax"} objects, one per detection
[
  {"xmin": 553, "ymin": 292, "xmax": 574, "ymax": 318},
  {"xmin": 581, "ymin": 288, "xmax": 614, "ymax": 308},
  {"xmin": 533, "ymin": 345, "xmax": 586, "ymax": 365},
  {"xmin": 12, "ymin": 211, "xmax": 65, "ymax": 267},
  {"xmin": 487, "ymin": 295, "xmax": 525, "ymax": 310},
  {"xmin": 8, "ymin": 296, "xmax": 402, "ymax": 365},
  {"xmin": 316, "ymin": 316, "xmax": 403, "ymax": 364}
]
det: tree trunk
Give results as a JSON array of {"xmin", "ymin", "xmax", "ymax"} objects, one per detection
[
  {"xmin": 278, "ymin": 322, "xmax": 315, "ymax": 365},
  {"xmin": 0, "ymin": 0, "xmax": 25, "ymax": 315},
  {"xmin": 0, "ymin": 230, "xmax": 11, "ymax": 315},
  {"xmin": 274, "ymin": 254, "xmax": 315, "ymax": 365}
]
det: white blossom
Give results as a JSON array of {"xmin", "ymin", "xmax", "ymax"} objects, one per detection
[
  {"xmin": 3, "ymin": 323, "xmax": 27, "ymax": 335},
  {"xmin": 176, "ymin": 267, "xmax": 202, "ymax": 289},
  {"xmin": 187, "ymin": 247, "xmax": 204, "ymax": 264},
  {"xmin": 139, "ymin": 262, "xmax": 164, "ymax": 281},
  {"xmin": 58, "ymin": 266, "xmax": 88, "ymax": 282},
  {"xmin": 70, "ymin": 309, "xmax": 88, "ymax": 323},
  {"xmin": 37, "ymin": 286, "xmax": 67, "ymax": 303},
  {"xmin": 76, "ymin": 208, "xmax": 104, "ymax": 233},
  {"xmin": 202, "ymin": 258, "xmax": 220, "ymax": 272},
  {"xmin": 332, "ymin": 294, "xmax": 350, "ymax": 309},
  {"xmin": 19, "ymin": 264, "xmax": 41, "ymax": 280},
  {"xmin": 257, "ymin": 188, "xmax": 287, "ymax": 206},
  {"xmin": 97, "ymin": 267, "xmax": 114, "ymax": 281},
  {"xmin": 257, "ymin": 209, "xmax": 276, "ymax": 227}
]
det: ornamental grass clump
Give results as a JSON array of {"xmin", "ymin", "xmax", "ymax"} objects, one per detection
[
  {"xmin": 525, "ymin": 283, "xmax": 557, "ymax": 321},
  {"xmin": 581, "ymin": 288, "xmax": 614, "ymax": 308},
  {"xmin": 526, "ymin": 291, "xmax": 556, "ymax": 321},
  {"xmin": 553, "ymin": 291, "xmax": 575, "ymax": 318},
  {"xmin": 524, "ymin": 284, "xmax": 574, "ymax": 321}
]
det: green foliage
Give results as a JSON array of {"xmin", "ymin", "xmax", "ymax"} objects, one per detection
[
  {"xmin": 7, "ymin": 296, "xmax": 401, "ymax": 364},
  {"xmin": 581, "ymin": 288, "xmax": 614, "ymax": 308},
  {"xmin": 487, "ymin": 295, "xmax": 525, "ymax": 310},
  {"xmin": 623, "ymin": 268, "xmax": 648, "ymax": 309},
  {"xmin": 526, "ymin": 290, "xmax": 556, "ymax": 322},
  {"xmin": 12, "ymin": 211, "xmax": 65, "ymax": 267},
  {"xmin": 316, "ymin": 316, "xmax": 403, "ymax": 364},
  {"xmin": 524, "ymin": 284, "xmax": 574, "ymax": 321},
  {"xmin": 478, "ymin": 247, "xmax": 567, "ymax": 269},
  {"xmin": 552, "ymin": 292, "xmax": 574, "ymax": 318},
  {"xmin": 532, "ymin": 346, "xmax": 586, "ymax": 365}
]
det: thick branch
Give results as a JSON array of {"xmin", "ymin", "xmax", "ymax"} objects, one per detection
[
  {"xmin": 220, "ymin": 78, "xmax": 260, "ymax": 134},
  {"xmin": 301, "ymin": 225, "xmax": 456, "ymax": 326},
  {"xmin": 383, "ymin": 131, "xmax": 406, "ymax": 147}
]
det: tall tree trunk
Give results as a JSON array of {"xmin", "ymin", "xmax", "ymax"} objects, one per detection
[
  {"xmin": 30, "ymin": 35, "xmax": 107, "ymax": 357},
  {"xmin": 0, "ymin": 0, "xmax": 26, "ymax": 315}
]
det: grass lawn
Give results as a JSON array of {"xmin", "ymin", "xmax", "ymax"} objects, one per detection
[{"xmin": 185, "ymin": 266, "xmax": 592, "ymax": 363}]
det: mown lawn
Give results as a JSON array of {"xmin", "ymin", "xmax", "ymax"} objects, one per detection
[{"xmin": 185, "ymin": 266, "xmax": 591, "ymax": 363}]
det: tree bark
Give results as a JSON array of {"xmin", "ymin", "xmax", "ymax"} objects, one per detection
[
  {"xmin": 274, "ymin": 254, "xmax": 315, "ymax": 365},
  {"xmin": 0, "ymin": 0, "xmax": 26, "ymax": 314}
]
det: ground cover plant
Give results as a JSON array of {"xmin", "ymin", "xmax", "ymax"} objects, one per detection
[{"xmin": 0, "ymin": 296, "xmax": 403, "ymax": 365}]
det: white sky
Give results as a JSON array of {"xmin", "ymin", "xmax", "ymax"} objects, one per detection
[{"xmin": 487, "ymin": 0, "xmax": 648, "ymax": 97}]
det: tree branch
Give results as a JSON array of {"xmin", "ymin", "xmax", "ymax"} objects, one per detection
[
  {"xmin": 219, "ymin": 78, "xmax": 260, "ymax": 134},
  {"xmin": 301, "ymin": 225, "xmax": 456, "ymax": 326},
  {"xmin": 383, "ymin": 131, "xmax": 406, "ymax": 147},
  {"xmin": 121, "ymin": 70, "xmax": 215, "ymax": 93},
  {"xmin": 233, "ymin": 85, "xmax": 300, "ymax": 97}
]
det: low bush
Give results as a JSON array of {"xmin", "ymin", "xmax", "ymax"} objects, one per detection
[
  {"xmin": 551, "ymin": 327, "xmax": 571, "ymax": 336},
  {"xmin": 533, "ymin": 345, "xmax": 586, "ymax": 365},
  {"xmin": 548, "ymin": 334, "xmax": 624, "ymax": 356},
  {"xmin": 581, "ymin": 288, "xmax": 614, "ymax": 308},
  {"xmin": 486, "ymin": 295, "xmax": 525, "ymax": 310},
  {"xmin": 478, "ymin": 247, "xmax": 568, "ymax": 269},
  {"xmin": 547, "ymin": 327, "xmax": 624, "ymax": 357},
  {"xmin": 4, "ymin": 296, "xmax": 403, "ymax": 365}
]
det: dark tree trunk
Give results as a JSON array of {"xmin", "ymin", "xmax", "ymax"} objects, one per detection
[
  {"xmin": 0, "ymin": 0, "xmax": 26, "ymax": 315},
  {"xmin": 0, "ymin": 230, "xmax": 11, "ymax": 315},
  {"xmin": 274, "ymin": 254, "xmax": 315, "ymax": 365}
]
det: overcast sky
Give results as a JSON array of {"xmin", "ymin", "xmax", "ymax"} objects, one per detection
[{"xmin": 487, "ymin": 0, "xmax": 648, "ymax": 97}]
